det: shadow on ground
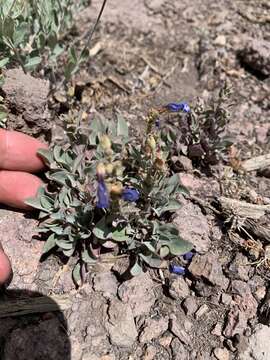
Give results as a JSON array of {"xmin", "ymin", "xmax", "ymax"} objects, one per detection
[{"xmin": 0, "ymin": 289, "xmax": 71, "ymax": 360}]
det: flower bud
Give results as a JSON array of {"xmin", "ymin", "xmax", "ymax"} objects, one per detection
[
  {"xmin": 110, "ymin": 182, "xmax": 123, "ymax": 196},
  {"xmin": 105, "ymin": 163, "xmax": 114, "ymax": 175},
  {"xmin": 154, "ymin": 152, "xmax": 166, "ymax": 171},
  {"xmin": 100, "ymin": 135, "xmax": 111, "ymax": 152},
  {"xmin": 96, "ymin": 162, "xmax": 106, "ymax": 178},
  {"xmin": 146, "ymin": 135, "xmax": 156, "ymax": 153},
  {"xmin": 113, "ymin": 161, "xmax": 124, "ymax": 177}
]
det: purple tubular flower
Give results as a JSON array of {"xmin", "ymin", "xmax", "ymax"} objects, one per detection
[
  {"xmin": 96, "ymin": 179, "xmax": 110, "ymax": 208},
  {"xmin": 155, "ymin": 119, "xmax": 161, "ymax": 128},
  {"xmin": 165, "ymin": 102, "xmax": 190, "ymax": 113},
  {"xmin": 183, "ymin": 251, "xmax": 194, "ymax": 261},
  {"xmin": 122, "ymin": 188, "xmax": 140, "ymax": 202},
  {"xmin": 169, "ymin": 265, "xmax": 186, "ymax": 275}
]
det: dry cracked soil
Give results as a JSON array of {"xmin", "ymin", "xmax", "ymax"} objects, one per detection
[{"xmin": 1, "ymin": 0, "xmax": 270, "ymax": 359}]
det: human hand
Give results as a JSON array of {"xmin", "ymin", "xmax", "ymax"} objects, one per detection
[{"xmin": 0, "ymin": 129, "xmax": 47, "ymax": 285}]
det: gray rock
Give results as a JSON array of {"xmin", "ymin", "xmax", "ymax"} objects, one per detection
[
  {"xmin": 220, "ymin": 293, "xmax": 232, "ymax": 306},
  {"xmin": 231, "ymin": 280, "xmax": 257, "ymax": 320},
  {"xmin": 92, "ymin": 271, "xmax": 118, "ymax": 298},
  {"xmin": 195, "ymin": 304, "xmax": 209, "ymax": 319},
  {"xmin": 228, "ymin": 253, "xmax": 250, "ymax": 281},
  {"xmin": 223, "ymin": 305, "xmax": 248, "ymax": 338},
  {"xmin": 173, "ymin": 201, "xmax": 211, "ymax": 253},
  {"xmin": 238, "ymin": 324, "xmax": 270, "ymax": 360},
  {"xmin": 139, "ymin": 317, "xmax": 169, "ymax": 343},
  {"xmin": 213, "ymin": 347, "xmax": 230, "ymax": 360},
  {"xmin": 169, "ymin": 277, "xmax": 190, "ymax": 300},
  {"xmin": 118, "ymin": 272, "xmax": 155, "ymax": 317},
  {"xmin": 2, "ymin": 68, "xmax": 50, "ymax": 136},
  {"xmin": 170, "ymin": 338, "xmax": 189, "ymax": 359},
  {"xmin": 170, "ymin": 315, "xmax": 191, "ymax": 345},
  {"xmin": 182, "ymin": 296, "xmax": 198, "ymax": 316},
  {"xmin": 106, "ymin": 299, "xmax": 138, "ymax": 347},
  {"xmin": 189, "ymin": 253, "xmax": 229, "ymax": 290}
]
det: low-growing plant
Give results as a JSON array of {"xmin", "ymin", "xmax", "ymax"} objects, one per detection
[
  {"xmin": 0, "ymin": 0, "xmax": 90, "ymax": 77},
  {"xmin": 26, "ymin": 108, "xmax": 193, "ymax": 284},
  {"xmin": 162, "ymin": 82, "xmax": 234, "ymax": 166}
]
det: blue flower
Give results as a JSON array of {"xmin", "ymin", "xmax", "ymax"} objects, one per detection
[
  {"xmin": 122, "ymin": 188, "xmax": 140, "ymax": 202},
  {"xmin": 165, "ymin": 102, "xmax": 190, "ymax": 113},
  {"xmin": 96, "ymin": 179, "xmax": 110, "ymax": 208},
  {"xmin": 155, "ymin": 119, "xmax": 160, "ymax": 128},
  {"xmin": 183, "ymin": 251, "xmax": 194, "ymax": 261},
  {"xmin": 169, "ymin": 264, "xmax": 186, "ymax": 275}
]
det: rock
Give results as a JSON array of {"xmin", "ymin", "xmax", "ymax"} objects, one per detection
[
  {"xmin": 170, "ymin": 338, "xmax": 189, "ymax": 359},
  {"xmin": 228, "ymin": 253, "xmax": 250, "ymax": 281},
  {"xmin": 249, "ymin": 275, "xmax": 266, "ymax": 302},
  {"xmin": 223, "ymin": 305, "xmax": 248, "ymax": 338},
  {"xmin": 183, "ymin": 320, "xmax": 193, "ymax": 332},
  {"xmin": 195, "ymin": 304, "xmax": 209, "ymax": 319},
  {"xmin": 0, "ymin": 211, "xmax": 43, "ymax": 290},
  {"xmin": 173, "ymin": 201, "xmax": 211, "ymax": 253},
  {"xmin": 170, "ymin": 315, "xmax": 191, "ymax": 345},
  {"xmin": 182, "ymin": 296, "xmax": 198, "ymax": 316},
  {"xmin": 106, "ymin": 299, "xmax": 138, "ymax": 347},
  {"xmin": 139, "ymin": 317, "xmax": 168, "ymax": 343},
  {"xmin": 220, "ymin": 293, "xmax": 232, "ymax": 306},
  {"xmin": 178, "ymin": 173, "xmax": 204, "ymax": 193},
  {"xmin": 169, "ymin": 277, "xmax": 190, "ymax": 300},
  {"xmin": 143, "ymin": 344, "xmax": 157, "ymax": 360},
  {"xmin": 231, "ymin": 280, "xmax": 257, "ymax": 319},
  {"xmin": 92, "ymin": 271, "xmax": 118, "ymax": 298},
  {"xmin": 238, "ymin": 324, "xmax": 270, "ymax": 360},
  {"xmin": 211, "ymin": 323, "xmax": 223, "ymax": 337},
  {"xmin": 118, "ymin": 272, "xmax": 155, "ymax": 317},
  {"xmin": 188, "ymin": 253, "xmax": 229, "ymax": 290},
  {"xmin": 2, "ymin": 68, "xmax": 50, "ymax": 136},
  {"xmin": 213, "ymin": 347, "xmax": 230, "ymax": 360},
  {"xmin": 240, "ymin": 38, "xmax": 270, "ymax": 76},
  {"xmin": 172, "ymin": 156, "xmax": 193, "ymax": 172},
  {"xmin": 159, "ymin": 335, "xmax": 173, "ymax": 347},
  {"xmin": 67, "ymin": 293, "xmax": 111, "ymax": 356},
  {"xmin": 214, "ymin": 35, "xmax": 226, "ymax": 46}
]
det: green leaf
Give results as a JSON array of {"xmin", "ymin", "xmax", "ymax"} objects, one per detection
[
  {"xmin": 24, "ymin": 55, "xmax": 42, "ymax": 70},
  {"xmin": 24, "ymin": 196, "xmax": 50, "ymax": 212},
  {"xmin": 93, "ymin": 217, "xmax": 111, "ymax": 240},
  {"xmin": 0, "ymin": 57, "xmax": 9, "ymax": 67},
  {"xmin": 48, "ymin": 171, "xmax": 69, "ymax": 186},
  {"xmin": 111, "ymin": 227, "xmax": 130, "ymax": 242},
  {"xmin": 153, "ymin": 199, "xmax": 182, "ymax": 217},
  {"xmin": 55, "ymin": 238, "xmax": 74, "ymax": 250},
  {"xmin": 139, "ymin": 254, "xmax": 163, "ymax": 268},
  {"xmin": 40, "ymin": 195, "xmax": 54, "ymax": 210},
  {"xmin": 117, "ymin": 115, "xmax": 129, "ymax": 137},
  {"xmin": 37, "ymin": 148, "xmax": 54, "ymax": 165},
  {"xmin": 72, "ymin": 262, "xmax": 82, "ymax": 286},
  {"xmin": 130, "ymin": 260, "xmax": 143, "ymax": 276},
  {"xmin": 81, "ymin": 248, "xmax": 97, "ymax": 264},
  {"xmin": 167, "ymin": 236, "xmax": 193, "ymax": 256},
  {"xmin": 42, "ymin": 234, "xmax": 56, "ymax": 254},
  {"xmin": 160, "ymin": 246, "xmax": 170, "ymax": 258},
  {"xmin": 63, "ymin": 248, "xmax": 74, "ymax": 257}
]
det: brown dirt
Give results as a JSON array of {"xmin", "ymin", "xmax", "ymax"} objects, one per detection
[{"xmin": 1, "ymin": 0, "xmax": 270, "ymax": 359}]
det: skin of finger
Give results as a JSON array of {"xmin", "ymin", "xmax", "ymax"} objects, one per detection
[
  {"xmin": 0, "ymin": 129, "xmax": 48, "ymax": 172},
  {"xmin": 0, "ymin": 247, "xmax": 12, "ymax": 285},
  {"xmin": 0, "ymin": 170, "xmax": 43, "ymax": 210}
]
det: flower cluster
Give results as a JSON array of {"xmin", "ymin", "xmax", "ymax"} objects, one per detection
[{"xmin": 27, "ymin": 103, "xmax": 193, "ymax": 284}]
